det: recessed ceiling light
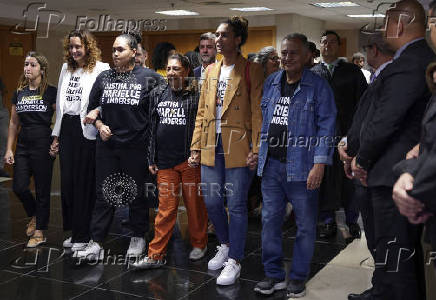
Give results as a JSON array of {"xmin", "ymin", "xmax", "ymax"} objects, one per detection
[
  {"xmin": 312, "ymin": 2, "xmax": 359, "ymax": 8},
  {"xmin": 347, "ymin": 14, "xmax": 385, "ymax": 18},
  {"xmin": 230, "ymin": 7, "xmax": 274, "ymax": 12},
  {"xmin": 155, "ymin": 10, "xmax": 199, "ymax": 16}
]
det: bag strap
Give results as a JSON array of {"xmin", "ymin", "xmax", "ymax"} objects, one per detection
[{"xmin": 245, "ymin": 61, "xmax": 251, "ymax": 95}]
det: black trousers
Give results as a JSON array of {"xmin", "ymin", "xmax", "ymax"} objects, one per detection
[
  {"xmin": 13, "ymin": 126, "xmax": 54, "ymax": 230},
  {"xmin": 59, "ymin": 115, "xmax": 96, "ymax": 243},
  {"xmin": 370, "ymin": 186, "xmax": 426, "ymax": 300},
  {"xmin": 90, "ymin": 139, "xmax": 149, "ymax": 242},
  {"xmin": 319, "ymin": 149, "xmax": 359, "ymax": 224},
  {"xmin": 354, "ymin": 183, "xmax": 375, "ymax": 258}
]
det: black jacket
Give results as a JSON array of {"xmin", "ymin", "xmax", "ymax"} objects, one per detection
[
  {"xmin": 357, "ymin": 39, "xmax": 436, "ymax": 187},
  {"xmin": 311, "ymin": 59, "xmax": 368, "ymax": 136},
  {"xmin": 147, "ymin": 83, "xmax": 199, "ymax": 168},
  {"xmin": 346, "ymin": 62, "xmax": 393, "ymax": 157},
  {"xmin": 394, "ymin": 62, "xmax": 436, "ymax": 213}
]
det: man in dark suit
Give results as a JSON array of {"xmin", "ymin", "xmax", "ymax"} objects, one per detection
[
  {"xmin": 194, "ymin": 32, "xmax": 217, "ymax": 80},
  {"xmin": 311, "ymin": 31, "xmax": 368, "ymax": 239},
  {"xmin": 339, "ymin": 32, "xmax": 394, "ymax": 300},
  {"xmin": 392, "ymin": 0, "xmax": 436, "ymax": 283},
  {"xmin": 352, "ymin": 1, "xmax": 435, "ymax": 298}
]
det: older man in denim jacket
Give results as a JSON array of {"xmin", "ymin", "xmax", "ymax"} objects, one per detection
[{"xmin": 254, "ymin": 33, "xmax": 336, "ymax": 298}]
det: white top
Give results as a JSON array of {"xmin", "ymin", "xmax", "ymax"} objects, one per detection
[
  {"xmin": 52, "ymin": 61, "xmax": 110, "ymax": 140},
  {"xmin": 63, "ymin": 70, "xmax": 83, "ymax": 115},
  {"xmin": 215, "ymin": 64, "xmax": 234, "ymax": 134},
  {"xmin": 361, "ymin": 69, "xmax": 371, "ymax": 84}
]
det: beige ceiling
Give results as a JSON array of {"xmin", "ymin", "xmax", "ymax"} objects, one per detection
[{"xmin": 0, "ymin": 0, "xmax": 392, "ymax": 29}]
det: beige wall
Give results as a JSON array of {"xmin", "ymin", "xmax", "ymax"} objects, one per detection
[
  {"xmin": 35, "ymin": 28, "xmax": 70, "ymax": 87},
  {"xmin": 34, "ymin": 14, "xmax": 362, "ymax": 75},
  {"xmin": 335, "ymin": 29, "xmax": 361, "ymax": 62},
  {"xmin": 275, "ymin": 14, "xmax": 325, "ymax": 51}
]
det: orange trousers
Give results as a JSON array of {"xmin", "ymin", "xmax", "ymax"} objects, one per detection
[{"xmin": 148, "ymin": 160, "xmax": 208, "ymax": 260}]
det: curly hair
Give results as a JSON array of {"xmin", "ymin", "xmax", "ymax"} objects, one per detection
[
  {"xmin": 17, "ymin": 51, "xmax": 49, "ymax": 96},
  {"xmin": 63, "ymin": 29, "xmax": 101, "ymax": 73},
  {"xmin": 221, "ymin": 16, "xmax": 248, "ymax": 49}
]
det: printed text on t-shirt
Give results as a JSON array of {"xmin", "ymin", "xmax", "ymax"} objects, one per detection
[{"xmin": 271, "ymin": 97, "xmax": 290, "ymax": 126}]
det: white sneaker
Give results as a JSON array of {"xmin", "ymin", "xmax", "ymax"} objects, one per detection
[
  {"xmin": 189, "ymin": 246, "xmax": 207, "ymax": 261},
  {"xmin": 208, "ymin": 244, "xmax": 229, "ymax": 270},
  {"xmin": 63, "ymin": 237, "xmax": 73, "ymax": 248},
  {"xmin": 216, "ymin": 258, "xmax": 241, "ymax": 285},
  {"xmin": 72, "ymin": 242, "xmax": 88, "ymax": 251},
  {"xmin": 126, "ymin": 237, "xmax": 146, "ymax": 258},
  {"xmin": 73, "ymin": 241, "xmax": 104, "ymax": 261}
]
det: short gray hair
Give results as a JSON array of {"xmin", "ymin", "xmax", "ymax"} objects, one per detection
[
  {"xmin": 253, "ymin": 46, "xmax": 277, "ymax": 76},
  {"xmin": 352, "ymin": 52, "xmax": 365, "ymax": 63},
  {"xmin": 200, "ymin": 32, "xmax": 216, "ymax": 42},
  {"xmin": 364, "ymin": 32, "xmax": 395, "ymax": 56},
  {"xmin": 253, "ymin": 46, "xmax": 276, "ymax": 66},
  {"xmin": 283, "ymin": 33, "xmax": 310, "ymax": 49}
]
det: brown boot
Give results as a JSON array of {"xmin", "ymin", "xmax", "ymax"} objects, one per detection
[
  {"xmin": 26, "ymin": 216, "xmax": 36, "ymax": 237},
  {"xmin": 27, "ymin": 233, "xmax": 46, "ymax": 248}
]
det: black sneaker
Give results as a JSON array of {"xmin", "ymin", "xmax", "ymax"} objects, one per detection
[
  {"xmin": 348, "ymin": 223, "xmax": 362, "ymax": 239},
  {"xmin": 318, "ymin": 221, "xmax": 337, "ymax": 238},
  {"xmin": 253, "ymin": 277, "xmax": 287, "ymax": 295},
  {"xmin": 287, "ymin": 279, "xmax": 306, "ymax": 298}
]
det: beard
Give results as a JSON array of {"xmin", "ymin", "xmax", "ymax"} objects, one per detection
[{"xmin": 201, "ymin": 55, "xmax": 215, "ymax": 64}]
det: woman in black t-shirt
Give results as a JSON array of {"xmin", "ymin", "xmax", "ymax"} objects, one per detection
[
  {"xmin": 75, "ymin": 32, "xmax": 162, "ymax": 261},
  {"xmin": 3, "ymin": 52, "xmax": 56, "ymax": 248}
]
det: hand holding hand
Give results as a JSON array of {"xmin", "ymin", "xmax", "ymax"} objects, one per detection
[
  {"xmin": 246, "ymin": 151, "xmax": 258, "ymax": 171},
  {"xmin": 188, "ymin": 150, "xmax": 200, "ymax": 168}
]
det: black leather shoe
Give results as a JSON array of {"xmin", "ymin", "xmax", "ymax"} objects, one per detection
[
  {"xmin": 319, "ymin": 222, "xmax": 337, "ymax": 238},
  {"xmin": 348, "ymin": 223, "xmax": 362, "ymax": 239},
  {"xmin": 0, "ymin": 169, "xmax": 10, "ymax": 178},
  {"xmin": 348, "ymin": 287, "xmax": 372, "ymax": 299}
]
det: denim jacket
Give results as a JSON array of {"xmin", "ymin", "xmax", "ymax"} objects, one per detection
[{"xmin": 257, "ymin": 69, "xmax": 337, "ymax": 181}]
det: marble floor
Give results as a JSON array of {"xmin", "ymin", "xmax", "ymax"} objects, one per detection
[{"xmin": 0, "ymin": 177, "xmax": 370, "ymax": 300}]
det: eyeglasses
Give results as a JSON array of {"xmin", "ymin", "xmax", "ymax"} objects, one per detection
[{"xmin": 269, "ymin": 56, "xmax": 280, "ymax": 61}]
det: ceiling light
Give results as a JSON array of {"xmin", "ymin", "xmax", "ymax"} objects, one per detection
[
  {"xmin": 347, "ymin": 14, "xmax": 385, "ymax": 18},
  {"xmin": 155, "ymin": 10, "xmax": 199, "ymax": 16},
  {"xmin": 312, "ymin": 2, "xmax": 359, "ymax": 8},
  {"xmin": 230, "ymin": 7, "xmax": 274, "ymax": 12}
]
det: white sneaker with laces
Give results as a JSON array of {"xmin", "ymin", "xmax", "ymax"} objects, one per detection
[
  {"xmin": 63, "ymin": 237, "xmax": 73, "ymax": 248},
  {"xmin": 126, "ymin": 237, "xmax": 146, "ymax": 258},
  {"xmin": 208, "ymin": 244, "xmax": 229, "ymax": 270},
  {"xmin": 72, "ymin": 242, "xmax": 88, "ymax": 251},
  {"xmin": 74, "ymin": 241, "xmax": 104, "ymax": 261},
  {"xmin": 189, "ymin": 246, "xmax": 207, "ymax": 261},
  {"xmin": 216, "ymin": 258, "xmax": 241, "ymax": 285}
]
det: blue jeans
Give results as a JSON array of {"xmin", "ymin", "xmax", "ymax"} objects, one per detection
[
  {"xmin": 261, "ymin": 158, "xmax": 318, "ymax": 281},
  {"xmin": 201, "ymin": 138, "xmax": 250, "ymax": 261}
]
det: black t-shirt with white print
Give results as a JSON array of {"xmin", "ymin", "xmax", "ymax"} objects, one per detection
[
  {"xmin": 11, "ymin": 85, "xmax": 57, "ymax": 128},
  {"xmin": 267, "ymin": 73, "xmax": 299, "ymax": 161},
  {"xmin": 88, "ymin": 65, "xmax": 162, "ymax": 147},
  {"xmin": 156, "ymin": 89, "xmax": 189, "ymax": 169}
]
